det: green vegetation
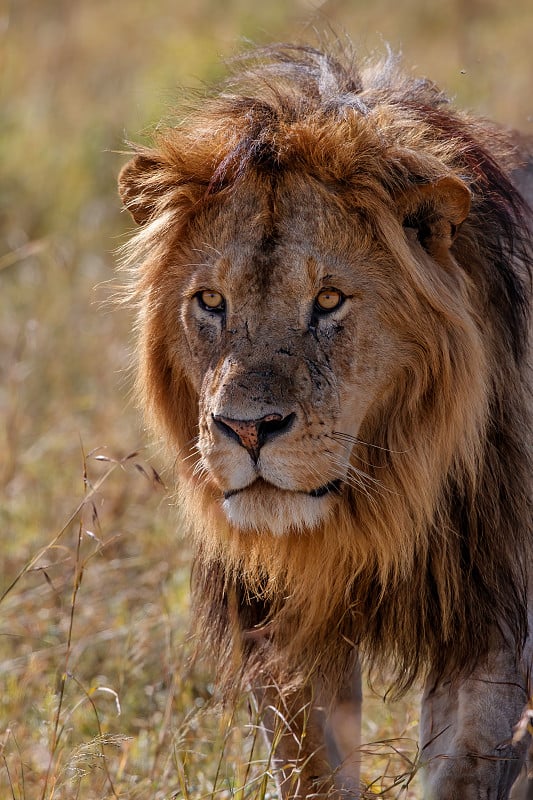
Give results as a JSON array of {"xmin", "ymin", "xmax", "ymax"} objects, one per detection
[{"xmin": 1, "ymin": 1, "xmax": 530, "ymax": 797}]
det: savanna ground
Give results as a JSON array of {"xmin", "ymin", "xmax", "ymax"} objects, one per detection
[{"xmin": 1, "ymin": 1, "xmax": 531, "ymax": 798}]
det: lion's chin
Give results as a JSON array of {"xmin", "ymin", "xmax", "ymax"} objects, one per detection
[{"xmin": 221, "ymin": 480, "xmax": 339, "ymax": 535}]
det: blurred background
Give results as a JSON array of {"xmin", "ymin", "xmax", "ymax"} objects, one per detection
[{"xmin": 1, "ymin": 1, "xmax": 531, "ymax": 798}]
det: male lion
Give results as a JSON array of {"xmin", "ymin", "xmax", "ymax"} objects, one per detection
[{"xmin": 118, "ymin": 44, "xmax": 532, "ymax": 799}]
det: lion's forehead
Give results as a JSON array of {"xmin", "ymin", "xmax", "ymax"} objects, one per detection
[
  {"xmin": 178, "ymin": 173, "xmax": 399, "ymax": 407},
  {"xmin": 187, "ymin": 177, "xmax": 377, "ymax": 305}
]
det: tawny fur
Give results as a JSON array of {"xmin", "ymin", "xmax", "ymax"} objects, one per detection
[{"xmin": 119, "ymin": 44, "xmax": 532, "ymax": 696}]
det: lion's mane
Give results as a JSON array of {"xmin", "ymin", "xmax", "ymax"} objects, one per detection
[{"xmin": 120, "ymin": 44, "xmax": 532, "ymax": 694}]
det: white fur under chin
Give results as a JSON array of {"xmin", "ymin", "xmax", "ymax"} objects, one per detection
[{"xmin": 222, "ymin": 486, "xmax": 334, "ymax": 535}]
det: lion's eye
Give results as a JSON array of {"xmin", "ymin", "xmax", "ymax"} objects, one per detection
[
  {"xmin": 314, "ymin": 288, "xmax": 344, "ymax": 313},
  {"xmin": 198, "ymin": 290, "xmax": 225, "ymax": 312}
]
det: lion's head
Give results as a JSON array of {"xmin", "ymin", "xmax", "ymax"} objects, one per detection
[{"xmin": 119, "ymin": 45, "xmax": 531, "ymax": 691}]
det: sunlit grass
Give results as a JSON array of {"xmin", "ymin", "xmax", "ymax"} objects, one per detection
[{"xmin": 0, "ymin": 442, "xmax": 421, "ymax": 798}]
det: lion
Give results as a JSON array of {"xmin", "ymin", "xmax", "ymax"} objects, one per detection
[{"xmin": 118, "ymin": 44, "xmax": 532, "ymax": 799}]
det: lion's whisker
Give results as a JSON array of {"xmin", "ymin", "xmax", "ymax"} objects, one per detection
[
  {"xmin": 182, "ymin": 449, "xmax": 201, "ymax": 463},
  {"xmin": 331, "ymin": 430, "xmax": 411, "ymax": 455},
  {"xmin": 325, "ymin": 453, "xmax": 391, "ymax": 495}
]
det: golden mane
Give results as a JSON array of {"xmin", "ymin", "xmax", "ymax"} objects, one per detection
[{"xmin": 119, "ymin": 44, "xmax": 532, "ymax": 695}]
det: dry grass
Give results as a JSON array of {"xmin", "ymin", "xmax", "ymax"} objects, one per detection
[{"xmin": 1, "ymin": 1, "xmax": 531, "ymax": 797}]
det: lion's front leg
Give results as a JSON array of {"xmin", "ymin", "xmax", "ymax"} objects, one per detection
[
  {"xmin": 420, "ymin": 647, "xmax": 530, "ymax": 799},
  {"xmin": 324, "ymin": 661, "xmax": 363, "ymax": 797},
  {"xmin": 256, "ymin": 665, "xmax": 362, "ymax": 799},
  {"xmin": 257, "ymin": 683, "xmax": 333, "ymax": 799}
]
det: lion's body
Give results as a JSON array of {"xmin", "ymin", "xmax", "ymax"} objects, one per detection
[{"xmin": 119, "ymin": 44, "xmax": 532, "ymax": 799}]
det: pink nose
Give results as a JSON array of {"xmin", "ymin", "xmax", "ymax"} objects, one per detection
[{"xmin": 212, "ymin": 412, "xmax": 295, "ymax": 461}]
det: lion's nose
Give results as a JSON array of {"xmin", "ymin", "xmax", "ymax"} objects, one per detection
[{"xmin": 212, "ymin": 412, "xmax": 295, "ymax": 462}]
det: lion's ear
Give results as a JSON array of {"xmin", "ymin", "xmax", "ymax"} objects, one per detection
[
  {"xmin": 118, "ymin": 153, "xmax": 164, "ymax": 226},
  {"xmin": 400, "ymin": 175, "xmax": 471, "ymax": 259}
]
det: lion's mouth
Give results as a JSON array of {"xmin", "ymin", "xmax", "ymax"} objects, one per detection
[
  {"xmin": 223, "ymin": 478, "xmax": 342, "ymax": 500},
  {"xmin": 308, "ymin": 479, "xmax": 342, "ymax": 497}
]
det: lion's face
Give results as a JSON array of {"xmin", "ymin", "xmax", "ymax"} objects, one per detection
[
  {"xmin": 175, "ymin": 175, "xmax": 405, "ymax": 534},
  {"xmin": 119, "ymin": 100, "xmax": 474, "ymax": 540}
]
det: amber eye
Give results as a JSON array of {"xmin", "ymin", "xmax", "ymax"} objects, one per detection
[
  {"xmin": 198, "ymin": 290, "xmax": 225, "ymax": 312},
  {"xmin": 315, "ymin": 288, "xmax": 344, "ymax": 312}
]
